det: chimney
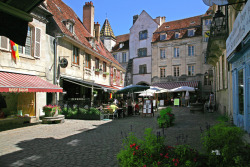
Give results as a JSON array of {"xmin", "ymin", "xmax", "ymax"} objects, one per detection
[
  {"xmin": 155, "ymin": 16, "xmax": 166, "ymax": 26},
  {"xmin": 133, "ymin": 15, "xmax": 139, "ymax": 24},
  {"xmin": 83, "ymin": 1, "xmax": 95, "ymax": 36},
  {"xmin": 94, "ymin": 22, "xmax": 100, "ymax": 42}
]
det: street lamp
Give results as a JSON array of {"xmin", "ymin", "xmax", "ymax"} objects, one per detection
[{"xmin": 211, "ymin": 7, "xmax": 226, "ymax": 36}]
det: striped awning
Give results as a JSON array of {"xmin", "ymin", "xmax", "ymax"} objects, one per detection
[
  {"xmin": 0, "ymin": 72, "xmax": 63, "ymax": 93},
  {"xmin": 153, "ymin": 81, "xmax": 199, "ymax": 90}
]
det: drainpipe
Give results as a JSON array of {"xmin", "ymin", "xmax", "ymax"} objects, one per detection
[{"xmin": 53, "ymin": 37, "xmax": 58, "ymax": 105}]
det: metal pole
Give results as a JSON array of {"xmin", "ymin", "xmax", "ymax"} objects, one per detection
[{"xmin": 54, "ymin": 38, "xmax": 58, "ymax": 105}]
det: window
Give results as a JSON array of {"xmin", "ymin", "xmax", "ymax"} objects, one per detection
[
  {"xmin": 139, "ymin": 64, "xmax": 147, "ymax": 74},
  {"xmin": 188, "ymin": 45, "xmax": 194, "ymax": 56},
  {"xmin": 69, "ymin": 23, "xmax": 73, "ymax": 33},
  {"xmin": 188, "ymin": 65, "xmax": 195, "ymax": 76},
  {"xmin": 113, "ymin": 54, "xmax": 117, "ymax": 60},
  {"xmin": 188, "ymin": 29, "xmax": 195, "ymax": 37},
  {"xmin": 103, "ymin": 62, "xmax": 106, "ymax": 72},
  {"xmin": 119, "ymin": 43, "xmax": 124, "ymax": 48},
  {"xmin": 72, "ymin": 46, "xmax": 79, "ymax": 64},
  {"xmin": 25, "ymin": 26, "xmax": 32, "ymax": 56},
  {"xmin": 174, "ymin": 47, "xmax": 179, "ymax": 58},
  {"xmin": 204, "ymin": 75, "xmax": 211, "ymax": 85},
  {"xmin": 173, "ymin": 66, "xmax": 180, "ymax": 76},
  {"xmin": 138, "ymin": 48, "xmax": 147, "ymax": 57},
  {"xmin": 160, "ymin": 67, "xmax": 166, "ymax": 78},
  {"xmin": 160, "ymin": 33, "xmax": 166, "ymax": 40},
  {"xmin": 175, "ymin": 32, "xmax": 179, "ymax": 39},
  {"xmin": 0, "ymin": 36, "xmax": 8, "ymax": 49},
  {"xmin": 160, "ymin": 48, "xmax": 166, "ymax": 59},
  {"xmin": 113, "ymin": 68, "xmax": 116, "ymax": 82},
  {"xmin": 205, "ymin": 19, "xmax": 211, "ymax": 25},
  {"xmin": 122, "ymin": 52, "xmax": 126, "ymax": 63},
  {"xmin": 95, "ymin": 58, "xmax": 99, "ymax": 69},
  {"xmin": 85, "ymin": 54, "xmax": 91, "ymax": 69},
  {"xmin": 139, "ymin": 30, "xmax": 147, "ymax": 40},
  {"xmin": 238, "ymin": 69, "xmax": 244, "ymax": 115}
]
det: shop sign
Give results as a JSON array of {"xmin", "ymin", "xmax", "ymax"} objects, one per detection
[
  {"xmin": 226, "ymin": 0, "xmax": 250, "ymax": 58},
  {"xmin": 9, "ymin": 88, "xmax": 29, "ymax": 92}
]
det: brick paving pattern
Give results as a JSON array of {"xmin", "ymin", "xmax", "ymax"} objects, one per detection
[{"xmin": 0, "ymin": 107, "xmax": 220, "ymax": 167}]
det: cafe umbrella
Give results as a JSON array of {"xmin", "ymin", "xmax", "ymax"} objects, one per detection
[{"xmin": 116, "ymin": 85, "xmax": 150, "ymax": 94}]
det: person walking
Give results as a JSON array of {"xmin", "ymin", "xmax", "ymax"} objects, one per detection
[{"xmin": 209, "ymin": 92, "xmax": 215, "ymax": 113}]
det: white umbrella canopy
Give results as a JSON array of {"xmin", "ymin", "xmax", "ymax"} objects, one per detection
[
  {"xmin": 135, "ymin": 86, "xmax": 169, "ymax": 94},
  {"xmin": 169, "ymin": 86, "xmax": 195, "ymax": 92},
  {"xmin": 139, "ymin": 92, "xmax": 154, "ymax": 97}
]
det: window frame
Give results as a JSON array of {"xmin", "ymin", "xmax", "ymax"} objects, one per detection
[
  {"xmin": 72, "ymin": 46, "xmax": 79, "ymax": 65},
  {"xmin": 175, "ymin": 32, "xmax": 179, "ymax": 39},
  {"xmin": 122, "ymin": 52, "xmax": 126, "ymax": 63},
  {"xmin": 138, "ymin": 48, "xmax": 147, "ymax": 57},
  {"xmin": 174, "ymin": 47, "xmax": 180, "ymax": 58},
  {"xmin": 173, "ymin": 66, "xmax": 180, "ymax": 77},
  {"xmin": 95, "ymin": 58, "xmax": 100, "ymax": 69},
  {"xmin": 139, "ymin": 30, "xmax": 148, "ymax": 40},
  {"xmin": 188, "ymin": 45, "xmax": 195, "ymax": 56},
  {"xmin": 188, "ymin": 29, "xmax": 195, "ymax": 37},
  {"xmin": 160, "ymin": 48, "xmax": 166, "ymax": 59},
  {"xmin": 113, "ymin": 54, "xmax": 117, "ymax": 60},
  {"xmin": 188, "ymin": 65, "xmax": 195, "ymax": 76},
  {"xmin": 139, "ymin": 64, "xmax": 147, "ymax": 74},
  {"xmin": 85, "ymin": 54, "xmax": 91, "ymax": 69},
  {"xmin": 160, "ymin": 33, "xmax": 166, "ymax": 40},
  {"xmin": 160, "ymin": 67, "xmax": 166, "ymax": 78}
]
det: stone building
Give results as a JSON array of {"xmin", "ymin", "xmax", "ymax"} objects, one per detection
[
  {"xmin": 151, "ymin": 14, "xmax": 213, "ymax": 98},
  {"xmin": 129, "ymin": 11, "xmax": 165, "ymax": 85},
  {"xmin": 46, "ymin": 0, "xmax": 125, "ymax": 105},
  {"xmin": 0, "ymin": 4, "xmax": 62, "ymax": 121}
]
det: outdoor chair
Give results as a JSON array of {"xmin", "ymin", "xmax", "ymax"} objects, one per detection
[
  {"xmin": 100, "ymin": 110, "xmax": 109, "ymax": 120},
  {"xmin": 108, "ymin": 108, "xmax": 118, "ymax": 119}
]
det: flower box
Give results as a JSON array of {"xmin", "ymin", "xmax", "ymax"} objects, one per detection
[{"xmin": 43, "ymin": 105, "xmax": 61, "ymax": 117}]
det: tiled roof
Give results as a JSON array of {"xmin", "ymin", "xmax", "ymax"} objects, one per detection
[
  {"xmin": 112, "ymin": 34, "xmax": 129, "ymax": 52},
  {"xmin": 152, "ymin": 15, "xmax": 202, "ymax": 42},
  {"xmin": 100, "ymin": 19, "xmax": 116, "ymax": 39},
  {"xmin": 46, "ymin": 0, "xmax": 123, "ymax": 70}
]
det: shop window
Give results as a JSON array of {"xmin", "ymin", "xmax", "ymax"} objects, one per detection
[
  {"xmin": 72, "ymin": 46, "xmax": 79, "ymax": 65},
  {"xmin": 238, "ymin": 69, "xmax": 244, "ymax": 115}
]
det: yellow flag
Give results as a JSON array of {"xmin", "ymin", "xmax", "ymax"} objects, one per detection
[{"xmin": 15, "ymin": 43, "xmax": 19, "ymax": 59}]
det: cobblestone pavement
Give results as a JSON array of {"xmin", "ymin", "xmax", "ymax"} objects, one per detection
[{"xmin": 0, "ymin": 107, "xmax": 221, "ymax": 167}]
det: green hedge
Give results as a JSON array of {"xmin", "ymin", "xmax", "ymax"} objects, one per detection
[{"xmin": 61, "ymin": 107, "xmax": 100, "ymax": 120}]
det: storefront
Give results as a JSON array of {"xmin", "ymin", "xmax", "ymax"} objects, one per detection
[
  {"xmin": 0, "ymin": 71, "xmax": 63, "ymax": 121},
  {"xmin": 227, "ymin": 0, "xmax": 250, "ymax": 133}
]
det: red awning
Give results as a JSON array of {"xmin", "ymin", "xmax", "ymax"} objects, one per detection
[
  {"xmin": 95, "ymin": 83, "xmax": 119, "ymax": 90},
  {"xmin": 0, "ymin": 72, "xmax": 63, "ymax": 93},
  {"xmin": 153, "ymin": 81, "xmax": 199, "ymax": 90}
]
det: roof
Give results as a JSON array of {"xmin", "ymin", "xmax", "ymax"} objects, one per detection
[
  {"xmin": 112, "ymin": 34, "xmax": 130, "ymax": 52},
  {"xmin": 153, "ymin": 81, "xmax": 199, "ymax": 90},
  {"xmin": 100, "ymin": 19, "xmax": 116, "ymax": 39},
  {"xmin": 46, "ymin": 0, "xmax": 123, "ymax": 70},
  {"xmin": 0, "ymin": 71, "xmax": 63, "ymax": 93},
  {"xmin": 152, "ymin": 15, "xmax": 202, "ymax": 42}
]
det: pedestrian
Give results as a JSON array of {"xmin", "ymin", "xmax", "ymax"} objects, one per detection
[
  {"xmin": 209, "ymin": 92, "xmax": 215, "ymax": 113},
  {"xmin": 127, "ymin": 97, "xmax": 132, "ymax": 116}
]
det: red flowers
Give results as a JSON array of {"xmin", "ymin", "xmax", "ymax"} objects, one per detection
[
  {"xmin": 160, "ymin": 153, "xmax": 163, "ymax": 156},
  {"xmin": 130, "ymin": 143, "xmax": 136, "ymax": 148},
  {"xmin": 136, "ymin": 146, "xmax": 140, "ymax": 150},
  {"xmin": 157, "ymin": 161, "xmax": 161, "ymax": 165}
]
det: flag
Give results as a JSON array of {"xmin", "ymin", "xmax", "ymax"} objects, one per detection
[
  {"xmin": 110, "ymin": 93, "xmax": 112, "ymax": 99},
  {"xmin": 10, "ymin": 40, "xmax": 19, "ymax": 60}
]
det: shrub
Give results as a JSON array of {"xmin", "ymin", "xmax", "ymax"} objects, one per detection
[
  {"xmin": 201, "ymin": 123, "xmax": 248, "ymax": 166},
  {"xmin": 43, "ymin": 105, "xmax": 61, "ymax": 117},
  {"xmin": 61, "ymin": 107, "xmax": 100, "ymax": 120},
  {"xmin": 157, "ymin": 107, "xmax": 175, "ymax": 128}
]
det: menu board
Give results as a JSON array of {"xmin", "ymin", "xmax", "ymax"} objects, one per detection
[
  {"xmin": 142, "ymin": 100, "xmax": 153, "ymax": 116},
  {"xmin": 160, "ymin": 100, "xmax": 164, "ymax": 106}
]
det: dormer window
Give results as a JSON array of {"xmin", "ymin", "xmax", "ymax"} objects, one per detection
[
  {"xmin": 188, "ymin": 29, "xmax": 195, "ymax": 37},
  {"xmin": 62, "ymin": 19, "xmax": 75, "ymax": 33},
  {"xmin": 160, "ymin": 33, "xmax": 167, "ymax": 40},
  {"xmin": 119, "ymin": 42, "xmax": 124, "ymax": 48},
  {"xmin": 175, "ymin": 32, "xmax": 179, "ymax": 39},
  {"xmin": 190, "ymin": 21, "xmax": 196, "ymax": 24}
]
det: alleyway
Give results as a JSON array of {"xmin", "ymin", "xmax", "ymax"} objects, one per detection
[{"xmin": 0, "ymin": 107, "xmax": 221, "ymax": 167}]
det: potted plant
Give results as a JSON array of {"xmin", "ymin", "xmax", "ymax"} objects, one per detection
[{"xmin": 43, "ymin": 105, "xmax": 61, "ymax": 117}]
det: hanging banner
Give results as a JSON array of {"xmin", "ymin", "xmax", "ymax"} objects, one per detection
[
  {"xmin": 226, "ymin": 0, "xmax": 250, "ymax": 58},
  {"xmin": 10, "ymin": 40, "xmax": 19, "ymax": 60},
  {"xmin": 202, "ymin": 0, "xmax": 228, "ymax": 6}
]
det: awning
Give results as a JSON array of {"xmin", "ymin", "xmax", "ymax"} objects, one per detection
[
  {"xmin": 95, "ymin": 83, "xmax": 119, "ymax": 91},
  {"xmin": 0, "ymin": 72, "xmax": 63, "ymax": 93},
  {"xmin": 61, "ymin": 76, "xmax": 103, "ymax": 89},
  {"xmin": 153, "ymin": 81, "xmax": 199, "ymax": 90}
]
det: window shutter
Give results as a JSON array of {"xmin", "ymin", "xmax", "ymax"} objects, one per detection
[
  {"xmin": 1, "ymin": 36, "xmax": 8, "ymax": 49},
  {"xmin": 34, "ymin": 28, "xmax": 41, "ymax": 58}
]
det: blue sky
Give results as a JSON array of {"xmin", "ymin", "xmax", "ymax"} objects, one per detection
[{"xmin": 62, "ymin": 0, "xmax": 210, "ymax": 36}]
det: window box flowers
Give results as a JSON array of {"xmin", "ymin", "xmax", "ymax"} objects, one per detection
[{"xmin": 43, "ymin": 105, "xmax": 61, "ymax": 117}]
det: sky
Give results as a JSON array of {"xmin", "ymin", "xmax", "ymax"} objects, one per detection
[{"xmin": 62, "ymin": 0, "xmax": 210, "ymax": 36}]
